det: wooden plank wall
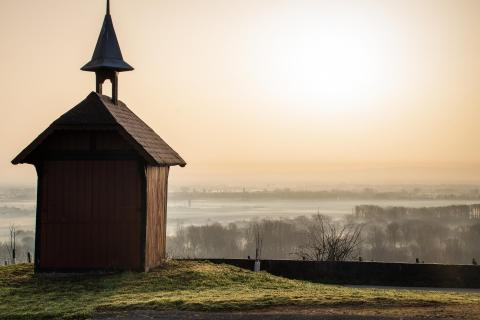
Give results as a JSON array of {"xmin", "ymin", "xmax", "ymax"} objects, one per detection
[
  {"xmin": 39, "ymin": 160, "xmax": 142, "ymax": 270},
  {"xmin": 145, "ymin": 166, "xmax": 169, "ymax": 271}
]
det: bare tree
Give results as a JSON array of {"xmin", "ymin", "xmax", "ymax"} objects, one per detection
[
  {"xmin": 249, "ymin": 223, "xmax": 264, "ymax": 260},
  {"xmin": 295, "ymin": 215, "xmax": 362, "ymax": 261},
  {"xmin": 6, "ymin": 225, "xmax": 17, "ymax": 265},
  {"xmin": 386, "ymin": 222, "xmax": 400, "ymax": 248}
]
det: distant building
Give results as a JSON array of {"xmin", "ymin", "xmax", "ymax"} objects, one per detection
[{"xmin": 11, "ymin": 1, "xmax": 186, "ymax": 272}]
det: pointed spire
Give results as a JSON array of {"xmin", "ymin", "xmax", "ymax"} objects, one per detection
[
  {"xmin": 81, "ymin": 0, "xmax": 133, "ymax": 72},
  {"xmin": 82, "ymin": 0, "xmax": 132, "ymax": 105}
]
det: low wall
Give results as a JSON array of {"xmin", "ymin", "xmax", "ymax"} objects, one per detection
[{"xmin": 190, "ymin": 259, "xmax": 480, "ymax": 288}]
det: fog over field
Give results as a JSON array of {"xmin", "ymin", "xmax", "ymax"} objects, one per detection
[{"xmin": 2, "ymin": 185, "xmax": 480, "ymax": 264}]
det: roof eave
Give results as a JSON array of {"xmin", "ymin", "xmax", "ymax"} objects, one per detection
[
  {"xmin": 11, "ymin": 126, "xmax": 54, "ymax": 165},
  {"xmin": 81, "ymin": 61, "xmax": 134, "ymax": 72}
]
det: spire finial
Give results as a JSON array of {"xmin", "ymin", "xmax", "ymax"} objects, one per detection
[{"xmin": 107, "ymin": 0, "xmax": 110, "ymax": 15}]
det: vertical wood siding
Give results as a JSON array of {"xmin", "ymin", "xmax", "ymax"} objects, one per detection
[
  {"xmin": 39, "ymin": 160, "xmax": 142, "ymax": 270},
  {"xmin": 145, "ymin": 166, "xmax": 169, "ymax": 271}
]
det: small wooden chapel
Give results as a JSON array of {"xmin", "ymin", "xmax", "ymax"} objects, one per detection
[{"xmin": 11, "ymin": 1, "xmax": 186, "ymax": 272}]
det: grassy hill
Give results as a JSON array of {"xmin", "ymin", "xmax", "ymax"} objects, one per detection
[{"xmin": 1, "ymin": 261, "xmax": 480, "ymax": 319}]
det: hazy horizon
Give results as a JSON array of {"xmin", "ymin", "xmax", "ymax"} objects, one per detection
[{"xmin": 3, "ymin": 0, "xmax": 480, "ymax": 187}]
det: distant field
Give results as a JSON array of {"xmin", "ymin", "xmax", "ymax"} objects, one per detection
[
  {"xmin": 1, "ymin": 261, "xmax": 480, "ymax": 319},
  {"xmin": 3, "ymin": 197, "xmax": 480, "ymax": 240}
]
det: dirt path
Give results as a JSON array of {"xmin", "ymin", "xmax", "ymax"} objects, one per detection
[
  {"xmin": 93, "ymin": 305, "xmax": 468, "ymax": 320},
  {"xmin": 92, "ymin": 310, "xmax": 415, "ymax": 320}
]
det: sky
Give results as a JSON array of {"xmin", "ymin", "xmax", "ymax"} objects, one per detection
[{"xmin": 2, "ymin": 0, "xmax": 480, "ymax": 188}]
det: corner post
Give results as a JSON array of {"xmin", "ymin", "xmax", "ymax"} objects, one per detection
[
  {"xmin": 34, "ymin": 162, "xmax": 44, "ymax": 273},
  {"xmin": 112, "ymin": 72, "xmax": 118, "ymax": 105}
]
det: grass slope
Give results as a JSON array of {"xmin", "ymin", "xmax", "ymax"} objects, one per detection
[{"xmin": 1, "ymin": 261, "xmax": 480, "ymax": 319}]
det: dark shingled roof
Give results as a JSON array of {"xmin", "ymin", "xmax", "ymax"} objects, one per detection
[{"xmin": 12, "ymin": 92, "xmax": 186, "ymax": 167}]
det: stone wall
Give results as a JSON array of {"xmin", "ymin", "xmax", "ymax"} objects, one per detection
[{"xmin": 192, "ymin": 259, "xmax": 480, "ymax": 288}]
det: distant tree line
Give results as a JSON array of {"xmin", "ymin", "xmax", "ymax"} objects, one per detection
[
  {"xmin": 168, "ymin": 215, "xmax": 363, "ymax": 261},
  {"xmin": 355, "ymin": 212, "xmax": 480, "ymax": 264},
  {"xmin": 168, "ymin": 209, "xmax": 480, "ymax": 264}
]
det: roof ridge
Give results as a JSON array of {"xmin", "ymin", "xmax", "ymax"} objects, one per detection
[
  {"xmin": 12, "ymin": 93, "xmax": 186, "ymax": 167},
  {"xmin": 96, "ymin": 93, "xmax": 185, "ymax": 160}
]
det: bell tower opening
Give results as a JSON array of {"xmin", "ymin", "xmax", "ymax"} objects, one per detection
[{"xmin": 96, "ymin": 71, "xmax": 118, "ymax": 104}]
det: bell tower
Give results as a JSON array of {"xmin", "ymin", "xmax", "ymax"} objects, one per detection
[{"xmin": 81, "ymin": 0, "xmax": 133, "ymax": 104}]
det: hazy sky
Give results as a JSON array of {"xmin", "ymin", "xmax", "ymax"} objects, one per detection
[{"xmin": 2, "ymin": 0, "xmax": 480, "ymax": 187}]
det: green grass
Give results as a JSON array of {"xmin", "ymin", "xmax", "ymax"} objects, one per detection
[{"xmin": 1, "ymin": 261, "xmax": 480, "ymax": 319}]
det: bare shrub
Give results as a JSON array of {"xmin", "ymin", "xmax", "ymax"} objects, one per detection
[{"xmin": 295, "ymin": 214, "xmax": 362, "ymax": 261}]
